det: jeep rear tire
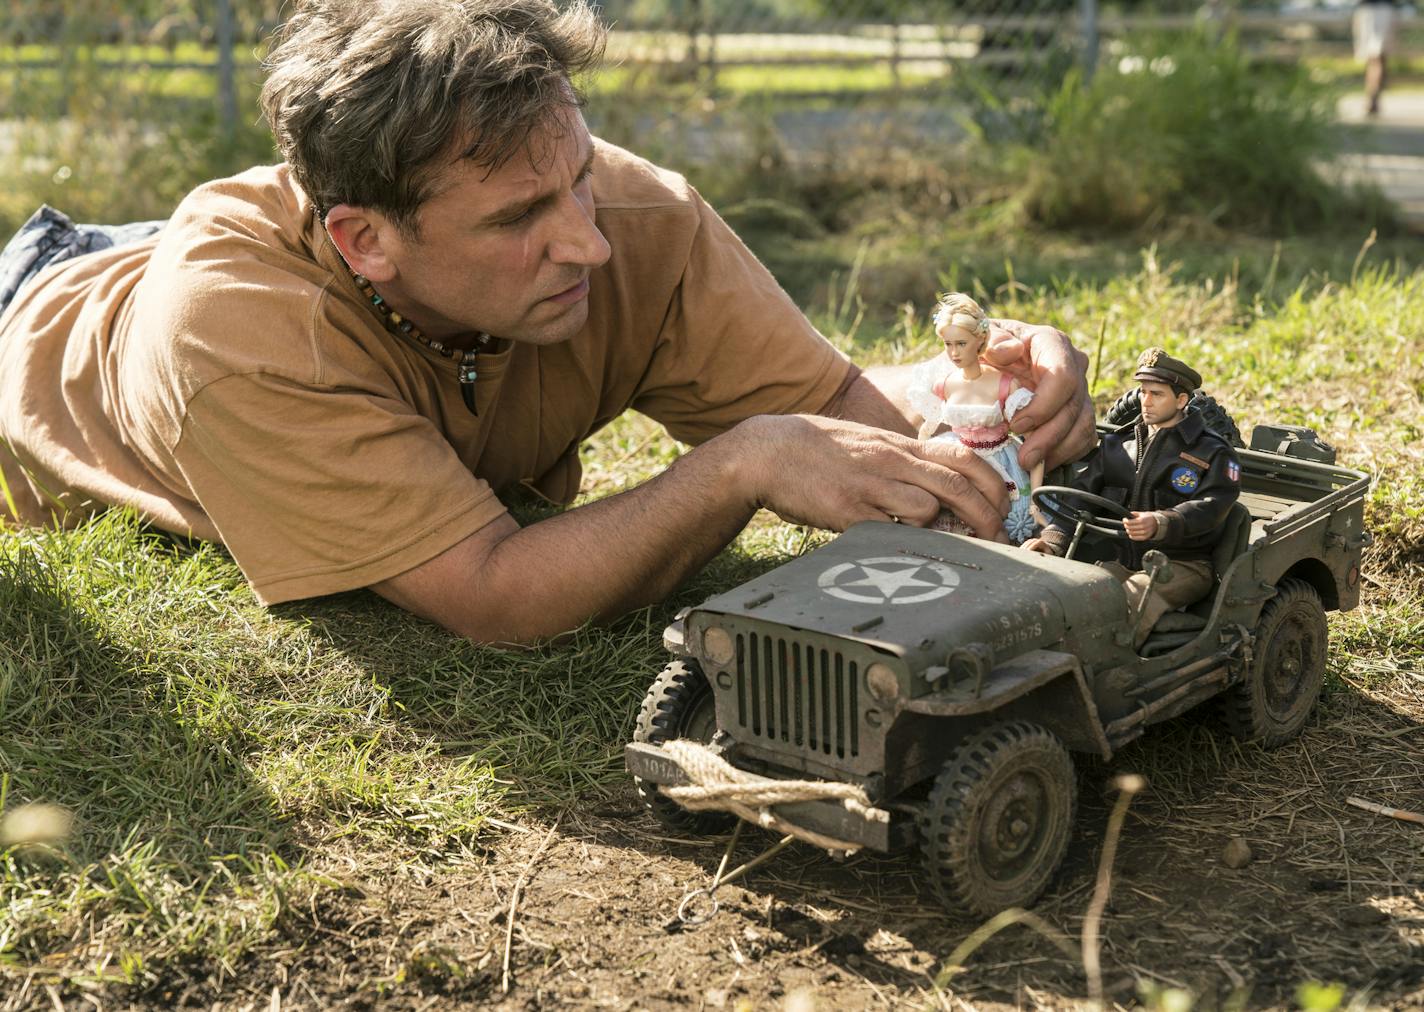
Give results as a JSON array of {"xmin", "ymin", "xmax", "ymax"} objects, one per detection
[
  {"xmin": 632, "ymin": 660, "xmax": 736, "ymax": 836},
  {"xmin": 920, "ymin": 721, "xmax": 1076, "ymax": 917},
  {"xmin": 1221, "ymin": 578, "xmax": 1328, "ymax": 747}
]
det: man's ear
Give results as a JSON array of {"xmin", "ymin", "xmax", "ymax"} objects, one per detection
[
  {"xmin": 325, "ymin": 204, "xmax": 399, "ymax": 283},
  {"xmin": 1176, "ymin": 391, "xmax": 1190, "ymax": 413}
]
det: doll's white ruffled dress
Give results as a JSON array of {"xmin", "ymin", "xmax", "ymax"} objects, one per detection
[{"xmin": 907, "ymin": 357, "xmax": 1039, "ymax": 543}]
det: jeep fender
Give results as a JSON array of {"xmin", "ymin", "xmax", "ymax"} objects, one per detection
[{"xmin": 902, "ymin": 648, "xmax": 1112, "ymax": 759}]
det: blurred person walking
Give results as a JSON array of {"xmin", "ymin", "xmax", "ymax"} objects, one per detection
[{"xmin": 1354, "ymin": 0, "xmax": 1401, "ymax": 116}]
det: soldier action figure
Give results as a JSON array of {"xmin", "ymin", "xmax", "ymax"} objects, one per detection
[{"xmin": 1024, "ymin": 348, "xmax": 1241, "ymax": 648}]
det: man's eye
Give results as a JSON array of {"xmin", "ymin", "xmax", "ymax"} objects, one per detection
[{"xmin": 500, "ymin": 207, "xmax": 535, "ymax": 227}]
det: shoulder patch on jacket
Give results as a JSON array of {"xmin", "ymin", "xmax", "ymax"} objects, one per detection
[
  {"xmin": 1179, "ymin": 451, "xmax": 1209, "ymax": 468},
  {"xmin": 1170, "ymin": 466, "xmax": 1201, "ymax": 493}
]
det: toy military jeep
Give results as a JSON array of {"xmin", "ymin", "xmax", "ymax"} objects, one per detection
[{"xmin": 626, "ymin": 418, "xmax": 1370, "ymax": 917}]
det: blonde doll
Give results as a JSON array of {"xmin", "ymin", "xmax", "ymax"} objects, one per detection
[{"xmin": 906, "ymin": 293, "xmax": 1043, "ymax": 543}]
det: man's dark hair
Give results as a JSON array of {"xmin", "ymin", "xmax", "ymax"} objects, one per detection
[{"xmin": 260, "ymin": 0, "xmax": 606, "ymax": 236}]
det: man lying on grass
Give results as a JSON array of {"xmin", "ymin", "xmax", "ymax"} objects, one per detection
[{"xmin": 0, "ymin": 0, "xmax": 1093, "ymax": 644}]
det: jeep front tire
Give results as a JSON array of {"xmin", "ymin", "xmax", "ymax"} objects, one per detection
[
  {"xmin": 632, "ymin": 660, "xmax": 736, "ymax": 836},
  {"xmin": 920, "ymin": 721, "xmax": 1076, "ymax": 917}
]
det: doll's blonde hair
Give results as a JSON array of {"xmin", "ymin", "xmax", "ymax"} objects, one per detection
[{"xmin": 933, "ymin": 292, "xmax": 989, "ymax": 346}]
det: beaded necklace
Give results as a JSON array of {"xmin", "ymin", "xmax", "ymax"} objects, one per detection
[{"xmin": 348, "ymin": 270, "xmax": 491, "ymax": 415}]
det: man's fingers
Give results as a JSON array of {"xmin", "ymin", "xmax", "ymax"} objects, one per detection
[
  {"xmin": 1017, "ymin": 388, "xmax": 1097, "ymax": 472},
  {"xmin": 756, "ymin": 417, "xmax": 1021, "ymax": 541},
  {"xmin": 981, "ymin": 330, "xmax": 1029, "ymax": 379},
  {"xmin": 943, "ymin": 493, "xmax": 1007, "ymax": 541},
  {"xmin": 872, "ymin": 484, "xmax": 942, "ymax": 528},
  {"xmin": 1052, "ymin": 396, "xmax": 1098, "ymax": 470},
  {"xmin": 983, "ymin": 319, "xmax": 1077, "ymax": 379},
  {"xmin": 901, "ymin": 449, "xmax": 1009, "ymax": 541},
  {"xmin": 1004, "ymin": 341, "xmax": 1087, "ymax": 434},
  {"xmin": 911, "ymin": 440, "xmax": 1011, "ymax": 517},
  {"xmin": 996, "ymin": 323, "xmax": 1093, "ymax": 464}
]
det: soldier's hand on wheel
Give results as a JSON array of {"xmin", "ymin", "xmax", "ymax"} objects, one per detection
[{"xmin": 1124, "ymin": 511, "xmax": 1159, "ymax": 541}]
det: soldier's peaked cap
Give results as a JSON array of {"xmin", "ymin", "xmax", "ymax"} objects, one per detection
[{"xmin": 1134, "ymin": 347, "xmax": 1201, "ymax": 394}]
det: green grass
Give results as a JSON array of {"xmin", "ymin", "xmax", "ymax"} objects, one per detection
[{"xmin": 3, "ymin": 236, "xmax": 1420, "ymax": 989}]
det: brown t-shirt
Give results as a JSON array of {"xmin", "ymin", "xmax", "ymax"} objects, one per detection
[{"xmin": 0, "ymin": 142, "xmax": 850, "ymax": 603}]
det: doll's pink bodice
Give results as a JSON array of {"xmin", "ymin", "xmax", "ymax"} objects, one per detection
[{"xmin": 931, "ymin": 371, "xmax": 1014, "ymax": 448}]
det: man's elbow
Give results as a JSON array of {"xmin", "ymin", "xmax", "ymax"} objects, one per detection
[{"xmin": 443, "ymin": 605, "xmax": 587, "ymax": 649}]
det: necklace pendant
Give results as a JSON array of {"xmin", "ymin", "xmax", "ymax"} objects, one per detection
[{"xmin": 459, "ymin": 350, "xmax": 479, "ymax": 415}]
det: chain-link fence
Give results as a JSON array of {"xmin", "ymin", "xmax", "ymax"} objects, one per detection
[
  {"xmin": 598, "ymin": 0, "xmax": 1097, "ymax": 99},
  {"xmin": 583, "ymin": 0, "xmax": 1105, "ymax": 172}
]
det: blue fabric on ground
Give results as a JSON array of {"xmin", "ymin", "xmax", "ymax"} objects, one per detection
[{"xmin": 0, "ymin": 205, "xmax": 165, "ymax": 319}]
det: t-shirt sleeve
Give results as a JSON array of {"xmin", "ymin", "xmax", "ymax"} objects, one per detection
[
  {"xmin": 628, "ymin": 192, "xmax": 852, "ymax": 445},
  {"xmin": 173, "ymin": 372, "xmax": 509, "ymax": 604}
]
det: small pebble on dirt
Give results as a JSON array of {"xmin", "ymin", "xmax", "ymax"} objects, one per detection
[
  {"xmin": 784, "ymin": 990, "xmax": 817, "ymax": 1012},
  {"xmin": 1221, "ymin": 837, "xmax": 1253, "ymax": 869},
  {"xmin": 1339, "ymin": 905, "xmax": 1388, "ymax": 927}
]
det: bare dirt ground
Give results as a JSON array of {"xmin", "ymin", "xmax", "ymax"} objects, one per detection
[{"xmin": 23, "ymin": 645, "xmax": 1418, "ymax": 1012}]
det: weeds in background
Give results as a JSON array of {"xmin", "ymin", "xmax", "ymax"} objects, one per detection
[
  {"xmin": 1011, "ymin": 32, "xmax": 1378, "ymax": 233},
  {"xmin": 0, "ymin": 24, "xmax": 1397, "ymax": 249}
]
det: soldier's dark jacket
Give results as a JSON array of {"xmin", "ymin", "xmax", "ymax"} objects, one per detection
[{"xmin": 1043, "ymin": 412, "xmax": 1242, "ymax": 569}]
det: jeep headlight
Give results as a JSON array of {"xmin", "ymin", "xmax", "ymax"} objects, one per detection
[
  {"xmin": 702, "ymin": 625, "xmax": 736, "ymax": 667},
  {"xmin": 865, "ymin": 662, "xmax": 900, "ymax": 703}
]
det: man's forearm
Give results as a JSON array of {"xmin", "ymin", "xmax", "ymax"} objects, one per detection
[{"xmin": 462, "ymin": 431, "xmax": 758, "ymax": 643}]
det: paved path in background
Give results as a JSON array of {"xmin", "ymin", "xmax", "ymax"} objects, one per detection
[{"xmin": 1335, "ymin": 90, "xmax": 1424, "ymax": 230}]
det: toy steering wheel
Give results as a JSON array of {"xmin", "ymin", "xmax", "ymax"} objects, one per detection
[{"xmin": 1031, "ymin": 486, "xmax": 1132, "ymax": 558}]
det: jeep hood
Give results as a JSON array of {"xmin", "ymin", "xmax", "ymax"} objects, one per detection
[{"xmin": 692, "ymin": 521, "xmax": 1124, "ymax": 673}]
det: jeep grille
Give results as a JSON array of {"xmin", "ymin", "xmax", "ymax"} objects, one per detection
[{"xmin": 734, "ymin": 632, "xmax": 859, "ymax": 758}]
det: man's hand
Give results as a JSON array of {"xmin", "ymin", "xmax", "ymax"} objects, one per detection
[
  {"xmin": 1021, "ymin": 536, "xmax": 1058, "ymax": 555},
  {"xmin": 735, "ymin": 414, "xmax": 1010, "ymax": 539},
  {"xmin": 982, "ymin": 319, "xmax": 1095, "ymax": 472},
  {"xmin": 1124, "ymin": 510, "xmax": 1159, "ymax": 541}
]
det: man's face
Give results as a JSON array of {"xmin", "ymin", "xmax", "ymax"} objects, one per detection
[
  {"xmin": 1138, "ymin": 380, "xmax": 1187, "ymax": 426},
  {"xmin": 379, "ymin": 106, "xmax": 611, "ymax": 345}
]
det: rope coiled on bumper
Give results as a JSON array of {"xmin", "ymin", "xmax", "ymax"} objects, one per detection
[{"xmin": 656, "ymin": 739, "xmax": 890, "ymax": 854}]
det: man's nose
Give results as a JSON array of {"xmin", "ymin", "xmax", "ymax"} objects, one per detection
[{"xmin": 549, "ymin": 193, "xmax": 611, "ymax": 268}]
